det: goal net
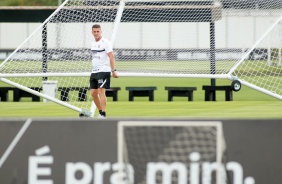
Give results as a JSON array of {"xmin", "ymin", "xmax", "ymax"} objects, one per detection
[
  {"xmin": 118, "ymin": 121, "xmax": 228, "ymax": 184},
  {"xmin": 230, "ymin": 15, "xmax": 282, "ymax": 99},
  {"xmin": 0, "ymin": 0, "xmax": 282, "ymax": 116}
]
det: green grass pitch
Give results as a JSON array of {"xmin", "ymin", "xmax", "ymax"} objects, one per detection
[{"xmin": 0, "ymin": 77, "xmax": 281, "ymax": 118}]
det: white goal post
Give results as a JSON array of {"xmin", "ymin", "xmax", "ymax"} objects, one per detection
[
  {"xmin": 118, "ymin": 121, "xmax": 227, "ymax": 184},
  {"xmin": 0, "ymin": 0, "xmax": 282, "ymax": 116}
]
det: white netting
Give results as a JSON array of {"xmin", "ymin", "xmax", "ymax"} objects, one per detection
[
  {"xmin": 0, "ymin": 0, "xmax": 282, "ymax": 114},
  {"xmin": 232, "ymin": 15, "xmax": 282, "ymax": 98},
  {"xmin": 119, "ymin": 121, "xmax": 227, "ymax": 184}
]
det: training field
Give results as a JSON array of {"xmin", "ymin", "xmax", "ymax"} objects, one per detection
[{"xmin": 0, "ymin": 77, "xmax": 281, "ymax": 118}]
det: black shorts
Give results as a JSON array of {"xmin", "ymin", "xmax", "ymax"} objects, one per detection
[{"xmin": 89, "ymin": 72, "xmax": 111, "ymax": 89}]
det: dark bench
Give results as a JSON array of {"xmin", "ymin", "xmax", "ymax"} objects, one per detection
[
  {"xmin": 0, "ymin": 87, "xmax": 42, "ymax": 102},
  {"xmin": 106, "ymin": 87, "xmax": 121, "ymax": 101},
  {"xmin": 202, "ymin": 85, "xmax": 233, "ymax": 101},
  {"xmin": 13, "ymin": 87, "xmax": 42, "ymax": 102},
  {"xmin": 58, "ymin": 87, "xmax": 88, "ymax": 101},
  {"xmin": 165, "ymin": 87, "xmax": 197, "ymax": 101},
  {"xmin": 0, "ymin": 87, "xmax": 14, "ymax": 101},
  {"xmin": 1, "ymin": 86, "xmax": 121, "ymax": 102},
  {"xmin": 58, "ymin": 87, "xmax": 121, "ymax": 101},
  {"xmin": 125, "ymin": 87, "xmax": 157, "ymax": 101}
]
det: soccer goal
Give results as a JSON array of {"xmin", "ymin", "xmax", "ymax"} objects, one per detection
[
  {"xmin": 0, "ymin": 0, "xmax": 282, "ymax": 116},
  {"xmin": 118, "ymin": 121, "xmax": 228, "ymax": 184}
]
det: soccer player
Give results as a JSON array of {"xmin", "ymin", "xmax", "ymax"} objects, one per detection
[{"xmin": 90, "ymin": 24, "xmax": 118, "ymax": 118}]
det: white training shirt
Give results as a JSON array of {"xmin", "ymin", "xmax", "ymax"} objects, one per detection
[{"xmin": 91, "ymin": 37, "xmax": 113, "ymax": 73}]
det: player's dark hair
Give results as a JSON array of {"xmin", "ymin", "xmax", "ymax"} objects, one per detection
[{"xmin": 92, "ymin": 24, "xmax": 101, "ymax": 29}]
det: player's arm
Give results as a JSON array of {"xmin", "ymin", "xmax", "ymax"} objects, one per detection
[{"xmin": 108, "ymin": 51, "xmax": 118, "ymax": 78}]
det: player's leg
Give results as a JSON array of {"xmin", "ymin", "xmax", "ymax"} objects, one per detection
[
  {"xmin": 90, "ymin": 88, "xmax": 102, "ymax": 111},
  {"xmin": 97, "ymin": 88, "xmax": 107, "ymax": 115},
  {"xmin": 97, "ymin": 72, "xmax": 111, "ymax": 118},
  {"xmin": 90, "ymin": 73, "xmax": 103, "ymax": 117}
]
